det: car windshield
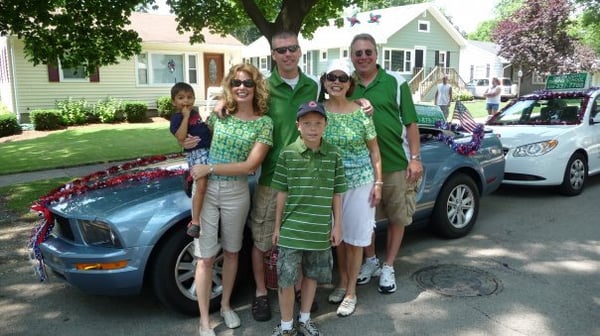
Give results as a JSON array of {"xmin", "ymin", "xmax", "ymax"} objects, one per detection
[{"xmin": 487, "ymin": 96, "xmax": 584, "ymax": 125}]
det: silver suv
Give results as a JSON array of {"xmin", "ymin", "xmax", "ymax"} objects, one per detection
[{"xmin": 466, "ymin": 77, "xmax": 517, "ymax": 101}]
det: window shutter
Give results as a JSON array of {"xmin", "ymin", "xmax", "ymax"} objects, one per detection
[
  {"xmin": 446, "ymin": 51, "xmax": 451, "ymax": 68},
  {"xmin": 48, "ymin": 64, "xmax": 59, "ymax": 82},
  {"xmin": 90, "ymin": 67, "xmax": 100, "ymax": 82},
  {"xmin": 434, "ymin": 51, "xmax": 439, "ymax": 66}
]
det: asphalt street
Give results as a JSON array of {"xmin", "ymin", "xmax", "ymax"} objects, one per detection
[{"xmin": 2, "ymin": 176, "xmax": 599, "ymax": 335}]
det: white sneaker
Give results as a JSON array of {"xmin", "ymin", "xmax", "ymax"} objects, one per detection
[
  {"xmin": 356, "ymin": 258, "xmax": 381, "ymax": 285},
  {"xmin": 378, "ymin": 264, "xmax": 396, "ymax": 294}
]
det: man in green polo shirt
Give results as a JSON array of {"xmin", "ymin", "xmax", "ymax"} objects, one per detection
[
  {"xmin": 349, "ymin": 33, "xmax": 423, "ymax": 295},
  {"xmin": 249, "ymin": 31, "xmax": 321, "ymax": 322}
]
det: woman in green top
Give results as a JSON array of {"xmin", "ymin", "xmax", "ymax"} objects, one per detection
[
  {"xmin": 321, "ymin": 59, "xmax": 383, "ymax": 317},
  {"xmin": 189, "ymin": 63, "xmax": 273, "ymax": 336}
]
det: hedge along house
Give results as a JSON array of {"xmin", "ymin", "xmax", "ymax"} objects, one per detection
[
  {"xmin": 0, "ymin": 12, "xmax": 244, "ymax": 123},
  {"xmin": 243, "ymin": 3, "xmax": 467, "ymax": 102}
]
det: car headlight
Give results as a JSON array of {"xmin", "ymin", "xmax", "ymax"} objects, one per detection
[
  {"xmin": 79, "ymin": 220, "xmax": 122, "ymax": 248},
  {"xmin": 513, "ymin": 140, "xmax": 558, "ymax": 157}
]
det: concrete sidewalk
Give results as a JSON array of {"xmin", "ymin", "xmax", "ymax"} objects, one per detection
[{"xmin": 0, "ymin": 161, "xmax": 130, "ymax": 188}]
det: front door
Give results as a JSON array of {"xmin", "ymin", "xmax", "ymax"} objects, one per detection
[
  {"xmin": 415, "ymin": 48, "xmax": 424, "ymax": 74},
  {"xmin": 203, "ymin": 53, "xmax": 224, "ymax": 98}
]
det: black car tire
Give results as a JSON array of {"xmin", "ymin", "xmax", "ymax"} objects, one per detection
[
  {"xmin": 559, "ymin": 152, "xmax": 587, "ymax": 196},
  {"xmin": 431, "ymin": 173, "xmax": 480, "ymax": 239},
  {"xmin": 150, "ymin": 223, "xmax": 253, "ymax": 316},
  {"xmin": 150, "ymin": 226, "xmax": 217, "ymax": 316}
]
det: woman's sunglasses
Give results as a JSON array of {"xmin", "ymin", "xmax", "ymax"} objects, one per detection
[
  {"xmin": 326, "ymin": 73, "xmax": 350, "ymax": 83},
  {"xmin": 230, "ymin": 79, "xmax": 256, "ymax": 88},
  {"xmin": 272, "ymin": 44, "xmax": 300, "ymax": 54},
  {"xmin": 354, "ymin": 49, "xmax": 374, "ymax": 57}
]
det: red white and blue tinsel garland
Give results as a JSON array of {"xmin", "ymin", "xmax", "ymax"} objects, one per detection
[
  {"xmin": 27, "ymin": 153, "xmax": 186, "ymax": 282},
  {"xmin": 433, "ymin": 121, "xmax": 485, "ymax": 155}
]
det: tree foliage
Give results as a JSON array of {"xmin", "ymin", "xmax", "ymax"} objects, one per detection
[
  {"xmin": 0, "ymin": 0, "xmax": 364, "ymax": 73},
  {"xmin": 491, "ymin": 0, "xmax": 597, "ymax": 75},
  {"xmin": 167, "ymin": 0, "xmax": 362, "ymax": 48},
  {"xmin": 0, "ymin": 0, "xmax": 155, "ymax": 75}
]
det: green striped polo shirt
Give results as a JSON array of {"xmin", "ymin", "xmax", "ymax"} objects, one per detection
[{"xmin": 271, "ymin": 136, "xmax": 347, "ymax": 251}]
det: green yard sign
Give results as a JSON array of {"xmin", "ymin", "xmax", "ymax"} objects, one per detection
[{"xmin": 545, "ymin": 73, "xmax": 589, "ymax": 90}]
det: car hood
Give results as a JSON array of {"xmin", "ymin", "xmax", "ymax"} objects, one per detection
[
  {"xmin": 486, "ymin": 125, "xmax": 572, "ymax": 148},
  {"xmin": 50, "ymin": 175, "xmax": 186, "ymax": 221}
]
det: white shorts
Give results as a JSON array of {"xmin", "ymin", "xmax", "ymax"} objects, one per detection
[{"xmin": 341, "ymin": 183, "xmax": 376, "ymax": 246}]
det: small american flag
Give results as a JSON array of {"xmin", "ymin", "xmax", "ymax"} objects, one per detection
[{"xmin": 452, "ymin": 101, "xmax": 478, "ymax": 133}]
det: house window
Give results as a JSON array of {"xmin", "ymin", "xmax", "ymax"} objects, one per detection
[
  {"xmin": 137, "ymin": 54, "xmax": 148, "ymax": 85},
  {"xmin": 340, "ymin": 48, "xmax": 349, "ymax": 59},
  {"xmin": 383, "ymin": 49, "xmax": 412, "ymax": 73},
  {"xmin": 302, "ymin": 52, "xmax": 313, "ymax": 75},
  {"xmin": 259, "ymin": 56, "xmax": 269, "ymax": 73},
  {"xmin": 188, "ymin": 55, "xmax": 198, "ymax": 84},
  {"xmin": 60, "ymin": 64, "xmax": 87, "ymax": 82},
  {"xmin": 136, "ymin": 53, "xmax": 185, "ymax": 85},
  {"xmin": 418, "ymin": 20, "xmax": 430, "ymax": 32},
  {"xmin": 438, "ymin": 51, "xmax": 447, "ymax": 68},
  {"xmin": 320, "ymin": 50, "xmax": 328, "ymax": 62}
]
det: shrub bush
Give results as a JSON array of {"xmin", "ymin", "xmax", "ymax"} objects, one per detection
[
  {"xmin": 157, "ymin": 96, "xmax": 175, "ymax": 120},
  {"xmin": 123, "ymin": 102, "xmax": 148, "ymax": 123},
  {"xmin": 30, "ymin": 109, "xmax": 64, "ymax": 130},
  {"xmin": 56, "ymin": 98, "xmax": 91, "ymax": 125},
  {"xmin": 0, "ymin": 113, "xmax": 22, "ymax": 137},
  {"xmin": 93, "ymin": 98, "xmax": 125, "ymax": 123},
  {"xmin": 454, "ymin": 89, "xmax": 474, "ymax": 102}
]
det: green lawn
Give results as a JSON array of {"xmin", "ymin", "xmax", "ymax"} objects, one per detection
[{"xmin": 0, "ymin": 121, "xmax": 180, "ymax": 175}]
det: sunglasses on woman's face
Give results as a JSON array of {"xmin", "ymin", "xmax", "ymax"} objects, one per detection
[
  {"xmin": 230, "ymin": 79, "xmax": 255, "ymax": 88},
  {"xmin": 272, "ymin": 44, "xmax": 300, "ymax": 54},
  {"xmin": 326, "ymin": 73, "xmax": 350, "ymax": 83},
  {"xmin": 354, "ymin": 49, "xmax": 374, "ymax": 57}
]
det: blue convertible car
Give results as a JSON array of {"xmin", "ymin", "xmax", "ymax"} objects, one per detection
[{"xmin": 33, "ymin": 104, "xmax": 504, "ymax": 315}]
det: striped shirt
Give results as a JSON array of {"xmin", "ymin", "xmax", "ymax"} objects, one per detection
[{"xmin": 271, "ymin": 137, "xmax": 347, "ymax": 250}]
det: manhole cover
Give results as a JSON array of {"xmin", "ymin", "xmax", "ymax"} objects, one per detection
[{"xmin": 412, "ymin": 264, "xmax": 502, "ymax": 297}]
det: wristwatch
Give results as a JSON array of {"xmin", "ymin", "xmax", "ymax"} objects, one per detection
[{"xmin": 410, "ymin": 154, "xmax": 421, "ymax": 161}]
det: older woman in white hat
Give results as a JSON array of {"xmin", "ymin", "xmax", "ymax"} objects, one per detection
[{"xmin": 321, "ymin": 59, "xmax": 382, "ymax": 317}]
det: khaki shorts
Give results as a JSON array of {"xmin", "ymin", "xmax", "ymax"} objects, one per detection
[
  {"xmin": 193, "ymin": 179, "xmax": 250, "ymax": 258},
  {"xmin": 249, "ymin": 185, "xmax": 278, "ymax": 252},
  {"xmin": 375, "ymin": 171, "xmax": 418, "ymax": 226},
  {"xmin": 276, "ymin": 247, "xmax": 333, "ymax": 288}
]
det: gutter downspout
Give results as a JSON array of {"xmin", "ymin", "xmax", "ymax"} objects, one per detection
[{"xmin": 7, "ymin": 36, "xmax": 20, "ymax": 123}]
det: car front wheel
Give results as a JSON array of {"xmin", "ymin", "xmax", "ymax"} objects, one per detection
[
  {"xmin": 150, "ymin": 226, "xmax": 223, "ymax": 316},
  {"xmin": 559, "ymin": 152, "xmax": 587, "ymax": 196},
  {"xmin": 431, "ymin": 173, "xmax": 480, "ymax": 239}
]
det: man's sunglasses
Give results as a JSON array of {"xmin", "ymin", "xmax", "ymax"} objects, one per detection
[
  {"xmin": 354, "ymin": 49, "xmax": 374, "ymax": 57},
  {"xmin": 326, "ymin": 73, "xmax": 350, "ymax": 83},
  {"xmin": 230, "ymin": 79, "xmax": 256, "ymax": 87},
  {"xmin": 272, "ymin": 44, "xmax": 300, "ymax": 54}
]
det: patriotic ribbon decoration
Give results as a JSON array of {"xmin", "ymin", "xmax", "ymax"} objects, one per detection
[{"xmin": 27, "ymin": 153, "xmax": 186, "ymax": 282}]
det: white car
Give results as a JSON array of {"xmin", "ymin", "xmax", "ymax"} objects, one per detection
[
  {"xmin": 486, "ymin": 73, "xmax": 600, "ymax": 195},
  {"xmin": 467, "ymin": 77, "xmax": 517, "ymax": 102}
]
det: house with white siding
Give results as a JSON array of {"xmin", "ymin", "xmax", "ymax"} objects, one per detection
[
  {"xmin": 244, "ymin": 3, "xmax": 467, "ymax": 102},
  {"xmin": 0, "ymin": 12, "xmax": 244, "ymax": 122}
]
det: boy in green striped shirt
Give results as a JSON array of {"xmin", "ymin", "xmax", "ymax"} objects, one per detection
[{"xmin": 270, "ymin": 101, "xmax": 347, "ymax": 336}]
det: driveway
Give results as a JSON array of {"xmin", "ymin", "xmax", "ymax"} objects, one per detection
[{"xmin": 1, "ymin": 181, "xmax": 599, "ymax": 335}]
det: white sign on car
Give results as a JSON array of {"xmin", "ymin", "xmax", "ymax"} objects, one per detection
[{"xmin": 486, "ymin": 72, "xmax": 600, "ymax": 195}]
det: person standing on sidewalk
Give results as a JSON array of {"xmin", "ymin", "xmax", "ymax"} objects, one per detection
[
  {"xmin": 434, "ymin": 75, "xmax": 452, "ymax": 120},
  {"xmin": 248, "ymin": 31, "xmax": 322, "ymax": 322},
  {"xmin": 271, "ymin": 101, "xmax": 346, "ymax": 336},
  {"xmin": 321, "ymin": 59, "xmax": 382, "ymax": 317},
  {"xmin": 349, "ymin": 33, "xmax": 423, "ymax": 294}
]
